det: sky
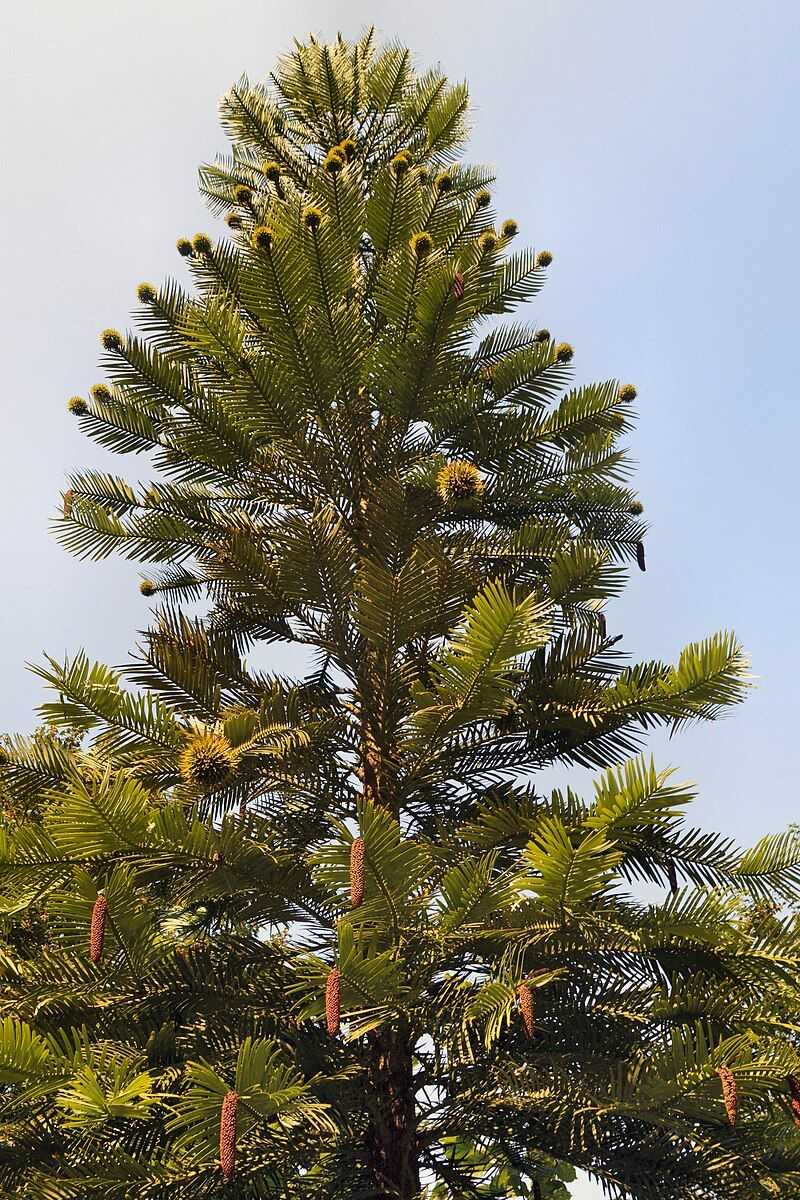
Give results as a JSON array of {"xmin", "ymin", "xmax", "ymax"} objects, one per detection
[{"xmin": 1, "ymin": 2, "xmax": 799, "ymax": 1194}]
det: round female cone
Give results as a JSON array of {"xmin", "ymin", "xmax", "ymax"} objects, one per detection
[
  {"xmin": 410, "ymin": 230, "xmax": 433, "ymax": 258},
  {"xmin": 176, "ymin": 238, "xmax": 193, "ymax": 257},
  {"xmin": 534, "ymin": 328, "xmax": 550, "ymax": 344},
  {"xmin": 233, "ymin": 185, "xmax": 252, "ymax": 205},
  {"xmin": 435, "ymin": 170, "xmax": 453, "ymax": 193},
  {"xmin": 179, "ymin": 732, "xmax": 236, "ymax": 789},
  {"xmin": 517, "ymin": 983, "xmax": 535, "ymax": 1039},
  {"xmin": 788, "ymin": 1076, "xmax": 800, "ymax": 1127},
  {"xmin": 717, "ymin": 1066, "xmax": 737, "ymax": 1127},
  {"xmin": 101, "ymin": 328, "xmax": 123, "ymax": 352},
  {"xmin": 501, "ymin": 219, "xmax": 519, "ymax": 239},
  {"xmin": 619, "ymin": 383, "xmax": 637, "ymax": 403},
  {"xmin": 478, "ymin": 229, "xmax": 497, "ymax": 254},
  {"xmin": 436, "ymin": 460, "xmax": 485, "ymax": 505},
  {"xmin": 636, "ymin": 540, "xmax": 646, "ymax": 572},
  {"xmin": 303, "ymin": 206, "xmax": 323, "ymax": 231},
  {"xmin": 536, "ymin": 250, "xmax": 553, "ymax": 268},
  {"xmin": 323, "ymin": 148, "xmax": 345, "ymax": 174},
  {"xmin": 90, "ymin": 384, "xmax": 111, "ymax": 403},
  {"xmin": 192, "ymin": 233, "xmax": 212, "ymax": 256},
  {"xmin": 252, "ymin": 225, "xmax": 275, "ymax": 252},
  {"xmin": 225, "ymin": 212, "xmax": 242, "ymax": 229},
  {"xmin": 67, "ymin": 396, "xmax": 88, "ymax": 416},
  {"xmin": 350, "ymin": 837, "xmax": 365, "ymax": 908},
  {"xmin": 263, "ymin": 160, "xmax": 281, "ymax": 182},
  {"xmin": 391, "ymin": 150, "xmax": 412, "ymax": 176},
  {"xmin": 475, "ymin": 189, "xmax": 491, "ymax": 208},
  {"xmin": 555, "ymin": 342, "xmax": 574, "ymax": 363},
  {"xmin": 137, "ymin": 282, "xmax": 157, "ymax": 303},
  {"xmin": 628, "ymin": 500, "xmax": 644, "ymax": 516},
  {"xmin": 89, "ymin": 895, "xmax": 108, "ymax": 965},
  {"xmin": 219, "ymin": 1090, "xmax": 238, "ymax": 1182},
  {"xmin": 338, "ymin": 138, "xmax": 357, "ymax": 161},
  {"xmin": 140, "ymin": 579, "xmax": 156, "ymax": 597},
  {"xmin": 326, "ymin": 967, "xmax": 341, "ymax": 1036}
]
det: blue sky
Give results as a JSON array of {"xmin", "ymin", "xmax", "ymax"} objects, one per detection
[{"xmin": 1, "ymin": 3, "xmax": 798, "ymax": 1193}]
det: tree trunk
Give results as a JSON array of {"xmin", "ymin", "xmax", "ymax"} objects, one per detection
[
  {"xmin": 359, "ymin": 663, "xmax": 417, "ymax": 1195},
  {"xmin": 365, "ymin": 1019, "xmax": 420, "ymax": 1198}
]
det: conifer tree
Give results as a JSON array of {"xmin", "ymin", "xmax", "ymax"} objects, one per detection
[{"xmin": 4, "ymin": 30, "xmax": 800, "ymax": 1199}]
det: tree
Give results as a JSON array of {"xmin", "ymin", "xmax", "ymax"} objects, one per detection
[{"xmin": 2, "ymin": 28, "xmax": 800, "ymax": 1200}]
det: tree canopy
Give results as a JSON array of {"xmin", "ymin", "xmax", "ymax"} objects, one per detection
[{"xmin": 2, "ymin": 28, "xmax": 800, "ymax": 1200}]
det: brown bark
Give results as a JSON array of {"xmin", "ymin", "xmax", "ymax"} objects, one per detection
[{"xmin": 365, "ymin": 1020, "xmax": 420, "ymax": 1199}]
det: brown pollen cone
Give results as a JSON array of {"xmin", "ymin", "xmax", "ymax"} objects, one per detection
[
  {"xmin": 636, "ymin": 540, "xmax": 646, "ymax": 572},
  {"xmin": 788, "ymin": 1075, "xmax": 800, "ymax": 1126},
  {"xmin": 517, "ymin": 983, "xmax": 535, "ymax": 1039},
  {"xmin": 666, "ymin": 857, "xmax": 679, "ymax": 894},
  {"xmin": 219, "ymin": 1090, "xmax": 238, "ymax": 1181},
  {"xmin": 326, "ymin": 967, "xmax": 341, "ymax": 1036},
  {"xmin": 89, "ymin": 895, "xmax": 108, "ymax": 965},
  {"xmin": 453, "ymin": 271, "xmax": 464, "ymax": 299},
  {"xmin": 350, "ymin": 837, "xmax": 365, "ymax": 908},
  {"xmin": 717, "ymin": 1066, "xmax": 737, "ymax": 1126}
]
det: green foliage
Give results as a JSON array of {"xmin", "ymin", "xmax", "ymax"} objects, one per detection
[{"xmin": 1, "ymin": 26, "xmax": 798, "ymax": 1200}]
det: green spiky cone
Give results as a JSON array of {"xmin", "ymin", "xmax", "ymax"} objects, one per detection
[{"xmin": 2, "ymin": 28, "xmax": 800, "ymax": 1200}]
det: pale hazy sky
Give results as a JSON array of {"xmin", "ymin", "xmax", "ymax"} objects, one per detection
[{"xmin": 1, "ymin": 3, "xmax": 798, "ymax": 1195}]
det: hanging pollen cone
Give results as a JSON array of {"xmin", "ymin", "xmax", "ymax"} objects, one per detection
[
  {"xmin": 517, "ymin": 983, "xmax": 535, "ymax": 1039},
  {"xmin": 89, "ymin": 895, "xmax": 108, "ymax": 965},
  {"xmin": 716, "ymin": 1066, "xmax": 737, "ymax": 1127},
  {"xmin": 350, "ymin": 837, "xmax": 365, "ymax": 908},
  {"xmin": 219, "ymin": 1090, "xmax": 238, "ymax": 1181},
  {"xmin": 788, "ymin": 1075, "xmax": 800, "ymax": 1127},
  {"xmin": 666, "ymin": 858, "xmax": 678, "ymax": 894},
  {"xmin": 326, "ymin": 968, "xmax": 341, "ymax": 1036}
]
